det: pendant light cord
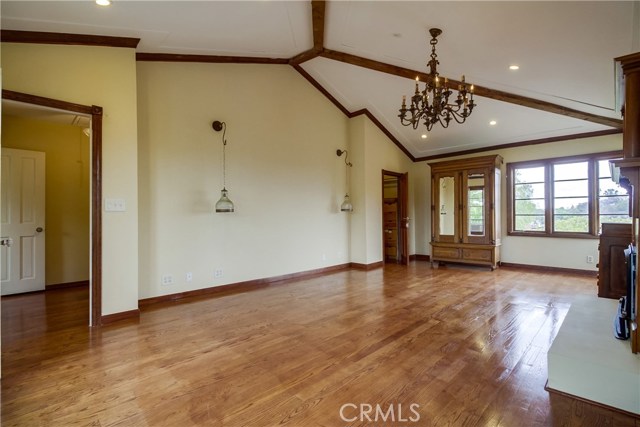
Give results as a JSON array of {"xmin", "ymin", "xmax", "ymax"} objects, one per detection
[
  {"xmin": 221, "ymin": 122, "xmax": 228, "ymax": 189},
  {"xmin": 340, "ymin": 149, "xmax": 352, "ymax": 195}
]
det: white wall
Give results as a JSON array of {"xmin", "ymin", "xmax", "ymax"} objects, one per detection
[
  {"xmin": 137, "ymin": 62, "xmax": 351, "ymax": 299},
  {"xmin": 1, "ymin": 43, "xmax": 139, "ymax": 315},
  {"xmin": 413, "ymin": 133, "xmax": 623, "ymax": 271}
]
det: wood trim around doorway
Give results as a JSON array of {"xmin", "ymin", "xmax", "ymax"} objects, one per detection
[{"xmin": 2, "ymin": 89, "xmax": 103, "ymax": 327}]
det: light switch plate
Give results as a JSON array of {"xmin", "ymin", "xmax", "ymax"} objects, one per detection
[{"xmin": 105, "ymin": 198, "xmax": 126, "ymax": 212}]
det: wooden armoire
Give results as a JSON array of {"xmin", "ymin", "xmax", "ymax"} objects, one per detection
[{"xmin": 429, "ymin": 154, "xmax": 503, "ymax": 270}]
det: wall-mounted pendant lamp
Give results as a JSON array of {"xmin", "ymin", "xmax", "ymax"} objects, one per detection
[
  {"xmin": 212, "ymin": 120, "xmax": 234, "ymax": 213},
  {"xmin": 337, "ymin": 149, "xmax": 353, "ymax": 212}
]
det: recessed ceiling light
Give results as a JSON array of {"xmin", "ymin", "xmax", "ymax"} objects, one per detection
[
  {"xmin": 509, "ymin": 65, "xmax": 520, "ymax": 70},
  {"xmin": 96, "ymin": 0, "xmax": 111, "ymax": 6},
  {"xmin": 489, "ymin": 120, "xmax": 497, "ymax": 126},
  {"xmin": 421, "ymin": 134, "xmax": 428, "ymax": 139}
]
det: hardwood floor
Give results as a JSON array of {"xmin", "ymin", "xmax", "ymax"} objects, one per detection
[{"xmin": 2, "ymin": 263, "xmax": 638, "ymax": 426}]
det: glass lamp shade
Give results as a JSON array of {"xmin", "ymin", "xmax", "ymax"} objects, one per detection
[
  {"xmin": 340, "ymin": 194, "xmax": 353, "ymax": 212},
  {"xmin": 215, "ymin": 188, "xmax": 235, "ymax": 213}
]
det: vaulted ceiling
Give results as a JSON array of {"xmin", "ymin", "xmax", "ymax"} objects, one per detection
[{"xmin": 2, "ymin": 1, "xmax": 638, "ymax": 160}]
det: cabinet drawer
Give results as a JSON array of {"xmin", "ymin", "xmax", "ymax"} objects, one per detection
[
  {"xmin": 433, "ymin": 246, "xmax": 460, "ymax": 259},
  {"xmin": 462, "ymin": 248, "xmax": 493, "ymax": 262}
]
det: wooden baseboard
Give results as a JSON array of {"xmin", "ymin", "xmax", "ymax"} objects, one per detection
[
  {"xmin": 545, "ymin": 381, "xmax": 640, "ymax": 420},
  {"xmin": 46, "ymin": 280, "xmax": 89, "ymax": 290},
  {"xmin": 101, "ymin": 309, "xmax": 140, "ymax": 325},
  {"xmin": 500, "ymin": 262, "xmax": 597, "ymax": 277},
  {"xmin": 410, "ymin": 254, "xmax": 430, "ymax": 262},
  {"xmin": 139, "ymin": 263, "xmax": 352, "ymax": 308},
  {"xmin": 349, "ymin": 261, "xmax": 384, "ymax": 270}
]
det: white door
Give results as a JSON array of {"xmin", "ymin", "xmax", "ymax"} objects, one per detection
[{"xmin": 1, "ymin": 148, "xmax": 46, "ymax": 295}]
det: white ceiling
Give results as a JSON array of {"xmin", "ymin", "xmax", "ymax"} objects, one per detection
[{"xmin": 2, "ymin": 1, "xmax": 639, "ymax": 159}]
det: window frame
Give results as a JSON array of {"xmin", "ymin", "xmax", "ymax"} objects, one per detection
[{"xmin": 506, "ymin": 151, "xmax": 626, "ymax": 239}]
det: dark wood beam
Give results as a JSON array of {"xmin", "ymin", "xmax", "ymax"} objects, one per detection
[
  {"xmin": 136, "ymin": 53, "xmax": 289, "ymax": 64},
  {"xmin": 289, "ymin": 49, "xmax": 320, "ymax": 66},
  {"xmin": 311, "ymin": 1, "xmax": 326, "ymax": 51},
  {"xmin": 321, "ymin": 49, "xmax": 623, "ymax": 129},
  {"xmin": 289, "ymin": 1, "xmax": 326, "ymax": 65},
  {"xmin": 1, "ymin": 29, "xmax": 140, "ymax": 48}
]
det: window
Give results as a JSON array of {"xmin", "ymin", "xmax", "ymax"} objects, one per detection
[{"xmin": 507, "ymin": 152, "xmax": 630, "ymax": 237}]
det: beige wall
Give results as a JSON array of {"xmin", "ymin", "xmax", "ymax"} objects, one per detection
[
  {"xmin": 137, "ymin": 62, "xmax": 351, "ymax": 299},
  {"xmin": 2, "ymin": 116, "xmax": 90, "ymax": 285},
  {"xmin": 348, "ymin": 116, "xmax": 416, "ymax": 264},
  {"xmin": 1, "ymin": 41, "xmax": 616, "ymax": 313},
  {"xmin": 1, "ymin": 43, "xmax": 139, "ymax": 315},
  {"xmin": 413, "ymin": 133, "xmax": 624, "ymax": 271}
]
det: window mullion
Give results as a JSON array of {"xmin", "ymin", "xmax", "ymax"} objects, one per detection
[
  {"xmin": 589, "ymin": 159, "xmax": 596, "ymax": 235},
  {"xmin": 546, "ymin": 163, "xmax": 553, "ymax": 235}
]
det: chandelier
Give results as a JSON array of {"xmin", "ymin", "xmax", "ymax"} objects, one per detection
[{"xmin": 398, "ymin": 28, "xmax": 476, "ymax": 131}]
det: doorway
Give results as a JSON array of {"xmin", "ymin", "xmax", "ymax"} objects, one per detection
[
  {"xmin": 382, "ymin": 170, "xmax": 408, "ymax": 265},
  {"xmin": 1, "ymin": 90, "xmax": 103, "ymax": 326}
]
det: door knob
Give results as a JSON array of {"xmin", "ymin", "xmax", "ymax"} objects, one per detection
[{"xmin": 36, "ymin": 227, "xmax": 44, "ymax": 233}]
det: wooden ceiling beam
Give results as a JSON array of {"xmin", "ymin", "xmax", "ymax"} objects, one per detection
[
  {"xmin": 311, "ymin": 1, "xmax": 325, "ymax": 52},
  {"xmin": 289, "ymin": 1, "xmax": 325, "ymax": 66},
  {"xmin": 320, "ymin": 49, "xmax": 623, "ymax": 129}
]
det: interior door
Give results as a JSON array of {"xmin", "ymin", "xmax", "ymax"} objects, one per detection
[
  {"xmin": 1, "ymin": 148, "xmax": 46, "ymax": 295},
  {"xmin": 399, "ymin": 172, "xmax": 409, "ymax": 265}
]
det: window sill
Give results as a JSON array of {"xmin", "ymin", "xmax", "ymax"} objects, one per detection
[{"xmin": 508, "ymin": 231, "xmax": 599, "ymax": 239}]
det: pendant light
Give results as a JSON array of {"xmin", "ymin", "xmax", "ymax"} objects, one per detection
[
  {"xmin": 337, "ymin": 149, "xmax": 353, "ymax": 212},
  {"xmin": 212, "ymin": 120, "xmax": 234, "ymax": 213}
]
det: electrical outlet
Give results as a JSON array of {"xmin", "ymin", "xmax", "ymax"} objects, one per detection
[
  {"xmin": 186, "ymin": 272, "xmax": 193, "ymax": 282},
  {"xmin": 161, "ymin": 275, "xmax": 174, "ymax": 286},
  {"xmin": 586, "ymin": 255, "xmax": 594, "ymax": 264},
  {"xmin": 214, "ymin": 269, "xmax": 223, "ymax": 278}
]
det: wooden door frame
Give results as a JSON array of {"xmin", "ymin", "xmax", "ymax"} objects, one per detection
[
  {"xmin": 2, "ymin": 90, "xmax": 103, "ymax": 327},
  {"xmin": 382, "ymin": 170, "xmax": 409, "ymax": 265}
]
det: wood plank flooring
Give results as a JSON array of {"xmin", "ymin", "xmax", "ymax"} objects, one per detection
[{"xmin": 2, "ymin": 262, "xmax": 639, "ymax": 426}]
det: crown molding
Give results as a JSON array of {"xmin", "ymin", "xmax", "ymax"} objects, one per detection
[{"xmin": 414, "ymin": 129, "xmax": 622, "ymax": 162}]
